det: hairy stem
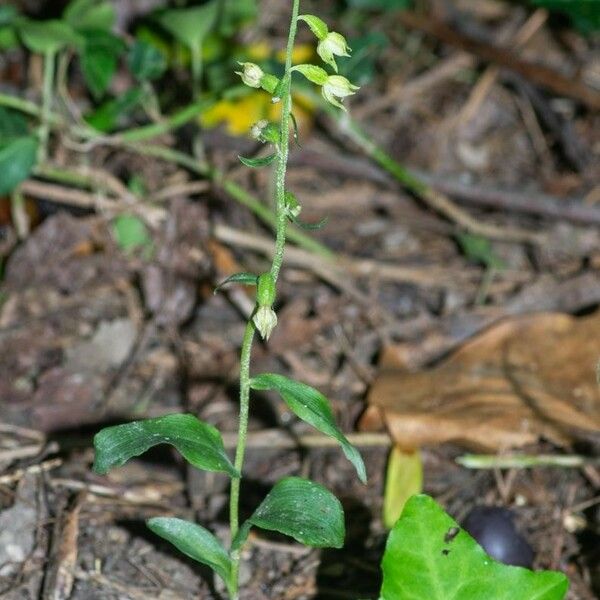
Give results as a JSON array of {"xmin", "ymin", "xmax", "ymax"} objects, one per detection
[{"xmin": 228, "ymin": 0, "xmax": 301, "ymax": 596}]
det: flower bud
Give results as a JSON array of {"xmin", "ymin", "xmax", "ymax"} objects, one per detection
[
  {"xmin": 317, "ymin": 32, "xmax": 350, "ymax": 72},
  {"xmin": 284, "ymin": 191, "xmax": 302, "ymax": 218},
  {"xmin": 236, "ymin": 62, "xmax": 265, "ymax": 88},
  {"xmin": 322, "ymin": 75, "xmax": 359, "ymax": 111},
  {"xmin": 253, "ymin": 305, "xmax": 277, "ymax": 340}
]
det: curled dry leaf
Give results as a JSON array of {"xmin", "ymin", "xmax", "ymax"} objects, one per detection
[{"xmin": 362, "ymin": 312, "xmax": 600, "ymax": 451}]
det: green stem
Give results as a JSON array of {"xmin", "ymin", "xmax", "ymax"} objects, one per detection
[
  {"xmin": 228, "ymin": 320, "xmax": 255, "ymax": 598},
  {"xmin": 228, "ymin": 0, "xmax": 301, "ymax": 596},
  {"xmin": 39, "ymin": 50, "xmax": 56, "ymax": 163}
]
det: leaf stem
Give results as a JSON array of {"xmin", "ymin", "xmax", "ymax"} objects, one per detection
[
  {"xmin": 228, "ymin": 0, "xmax": 301, "ymax": 596},
  {"xmin": 39, "ymin": 50, "xmax": 55, "ymax": 163}
]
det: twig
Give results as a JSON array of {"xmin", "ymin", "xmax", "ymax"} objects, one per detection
[
  {"xmin": 329, "ymin": 110, "xmax": 544, "ymax": 244},
  {"xmin": 214, "ymin": 223, "xmax": 469, "ymax": 287},
  {"xmin": 397, "ymin": 11, "xmax": 600, "ymax": 110},
  {"xmin": 0, "ymin": 458, "xmax": 62, "ymax": 485},
  {"xmin": 415, "ymin": 173, "xmax": 600, "ymax": 226},
  {"xmin": 457, "ymin": 454, "xmax": 600, "ymax": 469},
  {"xmin": 220, "ymin": 429, "xmax": 390, "ymax": 450}
]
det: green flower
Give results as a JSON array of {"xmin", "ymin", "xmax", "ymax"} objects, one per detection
[
  {"xmin": 322, "ymin": 75, "xmax": 359, "ymax": 111},
  {"xmin": 236, "ymin": 62, "xmax": 265, "ymax": 88},
  {"xmin": 317, "ymin": 32, "xmax": 350, "ymax": 72}
]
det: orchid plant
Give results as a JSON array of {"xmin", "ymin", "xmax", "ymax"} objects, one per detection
[{"xmin": 93, "ymin": 2, "xmax": 364, "ymax": 598}]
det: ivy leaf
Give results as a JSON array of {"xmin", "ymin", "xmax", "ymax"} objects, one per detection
[
  {"xmin": 214, "ymin": 272, "xmax": 258, "ymax": 294},
  {"xmin": 112, "ymin": 214, "xmax": 151, "ymax": 254},
  {"xmin": 238, "ymin": 153, "xmax": 277, "ymax": 168},
  {"xmin": 380, "ymin": 495, "xmax": 569, "ymax": 600},
  {"xmin": 0, "ymin": 107, "xmax": 29, "ymax": 139},
  {"xmin": 81, "ymin": 30, "xmax": 125, "ymax": 99},
  {"xmin": 64, "ymin": 0, "xmax": 116, "ymax": 32},
  {"xmin": 0, "ymin": 136, "xmax": 38, "ymax": 195},
  {"xmin": 93, "ymin": 413, "xmax": 239, "ymax": 478},
  {"xmin": 233, "ymin": 477, "xmax": 344, "ymax": 550},
  {"xmin": 128, "ymin": 40, "xmax": 167, "ymax": 82},
  {"xmin": 155, "ymin": 2, "xmax": 219, "ymax": 51},
  {"xmin": 250, "ymin": 374, "xmax": 366, "ymax": 483},
  {"xmin": 85, "ymin": 87, "xmax": 144, "ymax": 132},
  {"xmin": 18, "ymin": 19, "xmax": 81, "ymax": 54},
  {"xmin": 0, "ymin": 5, "xmax": 18, "ymax": 27},
  {"xmin": 147, "ymin": 518, "xmax": 233, "ymax": 595}
]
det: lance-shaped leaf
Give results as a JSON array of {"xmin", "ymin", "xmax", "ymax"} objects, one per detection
[
  {"xmin": 380, "ymin": 494, "xmax": 569, "ymax": 600},
  {"xmin": 93, "ymin": 414, "xmax": 238, "ymax": 478},
  {"xmin": 238, "ymin": 153, "xmax": 277, "ymax": 168},
  {"xmin": 250, "ymin": 374, "xmax": 366, "ymax": 483},
  {"xmin": 214, "ymin": 272, "xmax": 258, "ymax": 294},
  {"xmin": 147, "ymin": 518, "xmax": 233, "ymax": 596},
  {"xmin": 233, "ymin": 477, "xmax": 344, "ymax": 550}
]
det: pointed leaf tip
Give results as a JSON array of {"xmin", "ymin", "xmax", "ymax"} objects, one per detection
[
  {"xmin": 234, "ymin": 477, "xmax": 345, "ymax": 550},
  {"xmin": 147, "ymin": 517, "xmax": 233, "ymax": 594},
  {"xmin": 250, "ymin": 374, "xmax": 366, "ymax": 483},
  {"xmin": 93, "ymin": 414, "xmax": 238, "ymax": 478},
  {"xmin": 380, "ymin": 494, "xmax": 569, "ymax": 600}
]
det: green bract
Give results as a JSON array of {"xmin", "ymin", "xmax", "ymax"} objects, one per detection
[{"xmin": 380, "ymin": 495, "xmax": 569, "ymax": 600}]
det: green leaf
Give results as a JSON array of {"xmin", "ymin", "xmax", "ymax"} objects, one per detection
[
  {"xmin": 238, "ymin": 153, "xmax": 277, "ymax": 168},
  {"xmin": 64, "ymin": 0, "xmax": 115, "ymax": 32},
  {"xmin": 250, "ymin": 374, "xmax": 366, "ymax": 483},
  {"xmin": 214, "ymin": 272, "xmax": 258, "ymax": 293},
  {"xmin": 290, "ymin": 214, "xmax": 328, "ymax": 230},
  {"xmin": 531, "ymin": 0, "xmax": 600, "ymax": 33},
  {"xmin": 155, "ymin": 2, "xmax": 219, "ymax": 51},
  {"xmin": 234, "ymin": 477, "xmax": 345, "ymax": 550},
  {"xmin": 127, "ymin": 40, "xmax": 167, "ymax": 81},
  {"xmin": 85, "ymin": 87, "xmax": 144, "ymax": 132},
  {"xmin": 147, "ymin": 518, "xmax": 233, "ymax": 594},
  {"xmin": 0, "ymin": 5, "xmax": 18, "ymax": 27},
  {"xmin": 383, "ymin": 447, "xmax": 422, "ymax": 529},
  {"xmin": 81, "ymin": 30, "xmax": 125, "ymax": 99},
  {"xmin": 0, "ymin": 107, "xmax": 29, "ymax": 139},
  {"xmin": 456, "ymin": 233, "xmax": 505, "ymax": 270},
  {"xmin": 380, "ymin": 495, "xmax": 569, "ymax": 600},
  {"xmin": 297, "ymin": 14, "xmax": 328, "ymax": 40},
  {"xmin": 292, "ymin": 64, "xmax": 328, "ymax": 86},
  {"xmin": 18, "ymin": 19, "xmax": 81, "ymax": 54},
  {"xmin": 0, "ymin": 136, "xmax": 38, "ymax": 195},
  {"xmin": 93, "ymin": 413, "xmax": 239, "ymax": 478},
  {"xmin": 112, "ymin": 214, "xmax": 151, "ymax": 253}
]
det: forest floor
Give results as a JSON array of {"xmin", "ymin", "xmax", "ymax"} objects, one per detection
[{"xmin": 0, "ymin": 1, "xmax": 599, "ymax": 598}]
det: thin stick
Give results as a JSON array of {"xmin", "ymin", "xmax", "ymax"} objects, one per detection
[{"xmin": 457, "ymin": 454, "xmax": 600, "ymax": 469}]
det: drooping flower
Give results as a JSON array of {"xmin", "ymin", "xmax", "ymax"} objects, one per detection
[
  {"xmin": 317, "ymin": 32, "xmax": 350, "ymax": 72},
  {"xmin": 322, "ymin": 75, "xmax": 359, "ymax": 111},
  {"xmin": 253, "ymin": 305, "xmax": 278, "ymax": 341}
]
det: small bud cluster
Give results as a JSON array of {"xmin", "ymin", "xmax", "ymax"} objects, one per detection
[{"xmin": 296, "ymin": 14, "xmax": 359, "ymax": 111}]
